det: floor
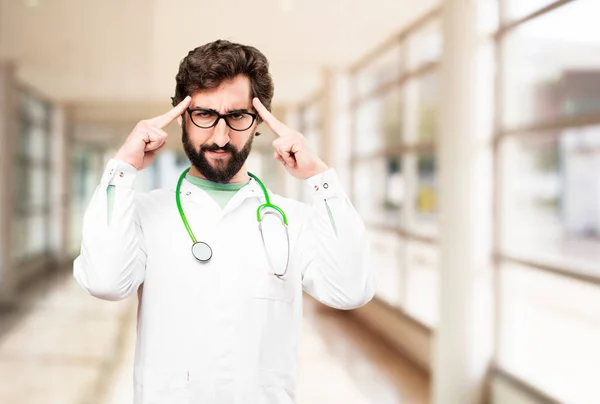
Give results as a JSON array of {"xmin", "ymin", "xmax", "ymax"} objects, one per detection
[{"xmin": 0, "ymin": 270, "xmax": 429, "ymax": 404}]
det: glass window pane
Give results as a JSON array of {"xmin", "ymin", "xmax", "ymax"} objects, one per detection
[
  {"xmin": 28, "ymin": 124, "xmax": 48, "ymax": 161},
  {"xmin": 500, "ymin": 127, "xmax": 600, "ymax": 275},
  {"xmin": 300, "ymin": 104, "xmax": 322, "ymax": 202},
  {"xmin": 498, "ymin": 262, "xmax": 600, "ymax": 403},
  {"xmin": 356, "ymin": 44, "xmax": 404, "ymax": 97},
  {"xmin": 354, "ymin": 89, "xmax": 404, "ymax": 156},
  {"xmin": 304, "ymin": 127, "xmax": 321, "ymax": 158},
  {"xmin": 353, "ymin": 156, "xmax": 404, "ymax": 227},
  {"xmin": 405, "ymin": 241, "xmax": 439, "ymax": 326},
  {"xmin": 416, "ymin": 73, "xmax": 438, "ymax": 143},
  {"xmin": 304, "ymin": 103, "xmax": 322, "ymax": 132},
  {"xmin": 382, "ymin": 89, "xmax": 404, "ymax": 149},
  {"xmin": 303, "ymin": 103, "xmax": 323, "ymax": 158},
  {"xmin": 29, "ymin": 165, "xmax": 48, "ymax": 210},
  {"xmin": 17, "ymin": 111, "xmax": 30, "ymax": 158},
  {"xmin": 24, "ymin": 213, "xmax": 47, "ymax": 258},
  {"xmin": 19, "ymin": 90, "xmax": 50, "ymax": 161},
  {"xmin": 14, "ymin": 163, "xmax": 28, "ymax": 214},
  {"xmin": 11, "ymin": 216, "xmax": 28, "ymax": 263},
  {"xmin": 409, "ymin": 152, "xmax": 438, "ymax": 237},
  {"xmin": 27, "ymin": 92, "xmax": 49, "ymax": 123},
  {"xmin": 355, "ymin": 98, "xmax": 381, "ymax": 155},
  {"xmin": 502, "ymin": 0, "xmax": 600, "ymax": 128},
  {"xmin": 407, "ymin": 19, "xmax": 442, "ymax": 69},
  {"xmin": 367, "ymin": 229, "xmax": 404, "ymax": 306}
]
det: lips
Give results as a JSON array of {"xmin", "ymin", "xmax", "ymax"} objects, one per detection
[{"xmin": 206, "ymin": 150, "xmax": 230, "ymax": 158}]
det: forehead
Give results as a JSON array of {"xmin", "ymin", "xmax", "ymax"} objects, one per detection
[{"xmin": 190, "ymin": 75, "xmax": 251, "ymax": 110}]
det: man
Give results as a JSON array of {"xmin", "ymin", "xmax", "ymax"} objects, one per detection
[{"xmin": 74, "ymin": 39, "xmax": 374, "ymax": 404}]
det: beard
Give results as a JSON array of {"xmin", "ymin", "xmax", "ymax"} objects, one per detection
[{"xmin": 182, "ymin": 125, "xmax": 254, "ymax": 183}]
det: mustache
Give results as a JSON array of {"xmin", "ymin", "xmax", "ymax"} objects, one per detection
[{"xmin": 200, "ymin": 143, "xmax": 235, "ymax": 153}]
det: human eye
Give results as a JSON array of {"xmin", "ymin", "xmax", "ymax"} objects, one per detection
[
  {"xmin": 228, "ymin": 112, "xmax": 245, "ymax": 120},
  {"xmin": 193, "ymin": 110, "xmax": 213, "ymax": 118}
]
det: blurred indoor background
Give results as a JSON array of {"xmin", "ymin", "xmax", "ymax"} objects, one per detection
[{"xmin": 0, "ymin": 0, "xmax": 599, "ymax": 403}]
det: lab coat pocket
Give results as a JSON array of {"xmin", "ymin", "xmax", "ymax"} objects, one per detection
[
  {"xmin": 134, "ymin": 366, "xmax": 190, "ymax": 404},
  {"xmin": 253, "ymin": 276, "xmax": 297, "ymax": 375}
]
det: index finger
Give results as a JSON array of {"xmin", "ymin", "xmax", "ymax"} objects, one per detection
[
  {"xmin": 150, "ymin": 96, "xmax": 191, "ymax": 128},
  {"xmin": 252, "ymin": 97, "xmax": 288, "ymax": 136}
]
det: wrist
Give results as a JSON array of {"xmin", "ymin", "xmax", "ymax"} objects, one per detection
[
  {"xmin": 114, "ymin": 151, "xmax": 140, "ymax": 170},
  {"xmin": 304, "ymin": 162, "xmax": 329, "ymax": 179}
]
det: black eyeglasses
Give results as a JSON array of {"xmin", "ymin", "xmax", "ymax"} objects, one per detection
[{"xmin": 187, "ymin": 108, "xmax": 257, "ymax": 132}]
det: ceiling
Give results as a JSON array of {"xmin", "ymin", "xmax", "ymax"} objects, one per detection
[{"xmin": 0, "ymin": 0, "xmax": 436, "ymax": 142}]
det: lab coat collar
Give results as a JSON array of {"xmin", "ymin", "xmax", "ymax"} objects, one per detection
[{"xmin": 175, "ymin": 175, "xmax": 270, "ymax": 214}]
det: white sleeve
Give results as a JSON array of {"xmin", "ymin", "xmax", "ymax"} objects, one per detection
[
  {"xmin": 299, "ymin": 168, "xmax": 375, "ymax": 310},
  {"xmin": 73, "ymin": 158, "xmax": 147, "ymax": 301}
]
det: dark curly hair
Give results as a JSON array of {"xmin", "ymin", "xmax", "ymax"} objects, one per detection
[{"xmin": 172, "ymin": 40, "xmax": 274, "ymax": 124}]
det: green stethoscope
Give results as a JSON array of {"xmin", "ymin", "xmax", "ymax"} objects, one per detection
[{"xmin": 175, "ymin": 168, "xmax": 290, "ymax": 278}]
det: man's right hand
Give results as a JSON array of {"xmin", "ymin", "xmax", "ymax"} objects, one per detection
[{"xmin": 114, "ymin": 96, "xmax": 191, "ymax": 170}]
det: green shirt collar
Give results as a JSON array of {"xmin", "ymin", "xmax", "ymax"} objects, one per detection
[{"xmin": 185, "ymin": 174, "xmax": 249, "ymax": 191}]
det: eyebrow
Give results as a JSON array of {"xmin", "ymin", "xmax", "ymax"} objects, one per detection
[{"xmin": 191, "ymin": 106, "xmax": 253, "ymax": 114}]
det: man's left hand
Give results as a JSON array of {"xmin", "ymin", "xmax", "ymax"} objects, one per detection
[{"xmin": 253, "ymin": 98, "xmax": 329, "ymax": 180}]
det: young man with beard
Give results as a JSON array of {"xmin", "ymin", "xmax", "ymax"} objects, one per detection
[{"xmin": 74, "ymin": 39, "xmax": 374, "ymax": 404}]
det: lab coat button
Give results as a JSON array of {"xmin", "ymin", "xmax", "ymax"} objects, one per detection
[
  {"xmin": 186, "ymin": 191, "xmax": 191, "ymax": 196},
  {"xmin": 314, "ymin": 185, "xmax": 319, "ymax": 191},
  {"xmin": 119, "ymin": 171, "xmax": 124, "ymax": 178},
  {"xmin": 323, "ymin": 182, "xmax": 329, "ymax": 189}
]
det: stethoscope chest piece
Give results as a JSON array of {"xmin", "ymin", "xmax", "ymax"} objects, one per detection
[{"xmin": 191, "ymin": 241, "xmax": 213, "ymax": 262}]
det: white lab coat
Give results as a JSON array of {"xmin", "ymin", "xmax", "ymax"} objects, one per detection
[{"xmin": 73, "ymin": 158, "xmax": 374, "ymax": 404}]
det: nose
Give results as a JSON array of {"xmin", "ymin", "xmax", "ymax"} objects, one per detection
[{"xmin": 212, "ymin": 118, "xmax": 230, "ymax": 148}]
